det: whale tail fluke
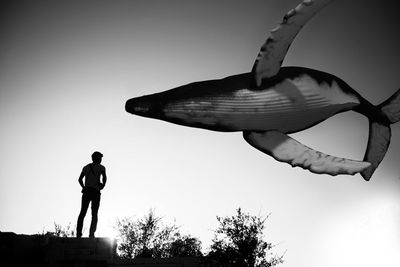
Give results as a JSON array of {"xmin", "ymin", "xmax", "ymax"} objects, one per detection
[
  {"xmin": 361, "ymin": 89, "xmax": 400, "ymax": 181},
  {"xmin": 379, "ymin": 89, "xmax": 400, "ymax": 124}
]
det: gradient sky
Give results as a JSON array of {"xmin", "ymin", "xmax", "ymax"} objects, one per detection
[{"xmin": 1, "ymin": 1, "xmax": 400, "ymax": 266}]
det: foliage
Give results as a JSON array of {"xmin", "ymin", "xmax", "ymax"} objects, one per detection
[
  {"xmin": 207, "ymin": 208, "xmax": 284, "ymax": 267},
  {"xmin": 41, "ymin": 222, "xmax": 75, "ymax": 237},
  {"xmin": 115, "ymin": 210, "xmax": 203, "ymax": 259},
  {"xmin": 169, "ymin": 235, "xmax": 203, "ymax": 258}
]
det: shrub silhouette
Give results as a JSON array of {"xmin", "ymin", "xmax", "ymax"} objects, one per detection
[
  {"xmin": 41, "ymin": 222, "xmax": 75, "ymax": 237},
  {"xmin": 115, "ymin": 210, "xmax": 202, "ymax": 259},
  {"xmin": 207, "ymin": 208, "xmax": 284, "ymax": 267}
]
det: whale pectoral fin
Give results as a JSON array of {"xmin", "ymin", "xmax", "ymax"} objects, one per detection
[
  {"xmin": 252, "ymin": 0, "xmax": 333, "ymax": 86},
  {"xmin": 243, "ymin": 130, "xmax": 371, "ymax": 176}
]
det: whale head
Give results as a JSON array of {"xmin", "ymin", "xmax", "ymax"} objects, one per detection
[{"xmin": 125, "ymin": 94, "xmax": 165, "ymax": 119}]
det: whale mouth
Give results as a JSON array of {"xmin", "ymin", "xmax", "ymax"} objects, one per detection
[{"xmin": 125, "ymin": 95, "xmax": 164, "ymax": 119}]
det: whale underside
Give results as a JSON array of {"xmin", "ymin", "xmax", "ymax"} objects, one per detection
[{"xmin": 127, "ymin": 67, "xmax": 362, "ymax": 133}]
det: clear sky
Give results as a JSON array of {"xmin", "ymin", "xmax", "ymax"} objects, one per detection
[{"xmin": 1, "ymin": 0, "xmax": 400, "ymax": 266}]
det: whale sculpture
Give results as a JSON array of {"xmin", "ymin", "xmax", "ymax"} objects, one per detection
[{"xmin": 126, "ymin": 0, "xmax": 400, "ymax": 180}]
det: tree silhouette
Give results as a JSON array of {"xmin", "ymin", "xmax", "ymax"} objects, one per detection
[
  {"xmin": 115, "ymin": 210, "xmax": 202, "ymax": 259},
  {"xmin": 207, "ymin": 208, "xmax": 284, "ymax": 267}
]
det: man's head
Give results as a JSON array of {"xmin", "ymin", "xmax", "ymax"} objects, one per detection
[{"xmin": 91, "ymin": 151, "xmax": 103, "ymax": 164}]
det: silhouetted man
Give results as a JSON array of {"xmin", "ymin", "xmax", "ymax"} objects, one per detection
[{"xmin": 76, "ymin": 151, "xmax": 107, "ymax": 238}]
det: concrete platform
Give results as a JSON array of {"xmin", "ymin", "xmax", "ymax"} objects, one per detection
[
  {"xmin": 0, "ymin": 232, "xmax": 116, "ymax": 267},
  {"xmin": 0, "ymin": 232, "xmax": 208, "ymax": 267}
]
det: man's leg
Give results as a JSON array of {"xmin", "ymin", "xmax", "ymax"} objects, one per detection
[
  {"xmin": 89, "ymin": 193, "xmax": 100, "ymax": 238},
  {"xmin": 76, "ymin": 193, "xmax": 90, "ymax": 238}
]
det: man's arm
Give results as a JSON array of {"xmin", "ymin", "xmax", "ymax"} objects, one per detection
[
  {"xmin": 78, "ymin": 170, "xmax": 85, "ymax": 189},
  {"xmin": 100, "ymin": 168, "xmax": 107, "ymax": 189}
]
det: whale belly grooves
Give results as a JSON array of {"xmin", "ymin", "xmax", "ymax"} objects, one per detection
[{"xmin": 163, "ymin": 73, "xmax": 360, "ymax": 132}]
